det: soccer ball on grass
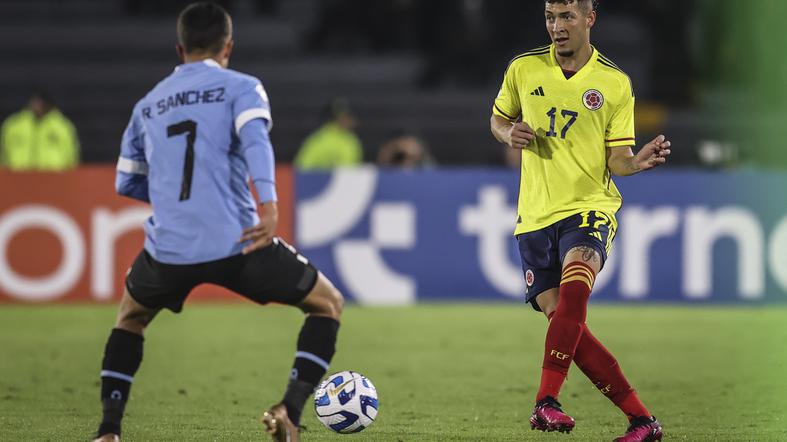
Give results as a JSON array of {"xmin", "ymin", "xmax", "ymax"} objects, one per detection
[{"xmin": 313, "ymin": 371, "xmax": 379, "ymax": 434}]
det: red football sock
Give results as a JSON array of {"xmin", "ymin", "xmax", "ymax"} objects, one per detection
[
  {"xmin": 536, "ymin": 261, "xmax": 595, "ymax": 402},
  {"xmin": 618, "ymin": 391, "xmax": 651, "ymax": 421},
  {"xmin": 573, "ymin": 324, "xmax": 650, "ymax": 420}
]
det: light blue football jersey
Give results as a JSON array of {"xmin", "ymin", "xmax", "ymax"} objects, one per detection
[{"xmin": 116, "ymin": 59, "xmax": 276, "ymax": 264}]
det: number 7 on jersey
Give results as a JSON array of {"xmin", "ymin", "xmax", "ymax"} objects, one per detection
[{"xmin": 166, "ymin": 120, "xmax": 197, "ymax": 201}]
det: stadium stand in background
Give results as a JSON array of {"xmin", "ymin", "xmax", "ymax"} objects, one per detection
[{"xmin": 0, "ymin": 0, "xmax": 711, "ymax": 166}]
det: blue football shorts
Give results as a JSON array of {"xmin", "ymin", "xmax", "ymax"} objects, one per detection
[{"xmin": 516, "ymin": 211, "xmax": 616, "ymax": 311}]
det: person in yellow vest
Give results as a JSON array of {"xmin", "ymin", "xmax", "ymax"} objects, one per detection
[
  {"xmin": 294, "ymin": 97, "xmax": 363, "ymax": 170},
  {"xmin": 0, "ymin": 91, "xmax": 80, "ymax": 171}
]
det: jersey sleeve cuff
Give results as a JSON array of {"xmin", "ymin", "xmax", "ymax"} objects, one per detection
[
  {"xmin": 116, "ymin": 156, "xmax": 149, "ymax": 175},
  {"xmin": 605, "ymin": 137, "xmax": 636, "ymax": 148},
  {"xmin": 235, "ymin": 108, "xmax": 272, "ymax": 135},
  {"xmin": 493, "ymin": 103, "xmax": 519, "ymax": 121},
  {"xmin": 253, "ymin": 179, "xmax": 278, "ymax": 203}
]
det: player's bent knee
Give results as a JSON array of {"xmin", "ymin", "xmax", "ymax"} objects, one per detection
[
  {"xmin": 541, "ymin": 303, "xmax": 557, "ymax": 320},
  {"xmin": 300, "ymin": 273, "xmax": 344, "ymax": 320},
  {"xmin": 322, "ymin": 284, "xmax": 344, "ymax": 320},
  {"xmin": 535, "ymin": 289, "xmax": 559, "ymax": 319},
  {"xmin": 115, "ymin": 310, "xmax": 155, "ymax": 335},
  {"xmin": 115, "ymin": 291, "xmax": 158, "ymax": 336},
  {"xmin": 331, "ymin": 285, "xmax": 345, "ymax": 313},
  {"xmin": 116, "ymin": 318, "xmax": 148, "ymax": 336},
  {"xmin": 329, "ymin": 288, "xmax": 345, "ymax": 319}
]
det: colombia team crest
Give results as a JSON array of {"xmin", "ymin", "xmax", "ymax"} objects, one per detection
[
  {"xmin": 583, "ymin": 89, "xmax": 604, "ymax": 110},
  {"xmin": 526, "ymin": 269, "xmax": 535, "ymax": 287}
]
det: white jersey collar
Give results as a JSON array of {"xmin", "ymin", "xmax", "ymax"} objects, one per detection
[
  {"xmin": 175, "ymin": 58, "xmax": 223, "ymax": 72},
  {"xmin": 202, "ymin": 59, "xmax": 222, "ymax": 68}
]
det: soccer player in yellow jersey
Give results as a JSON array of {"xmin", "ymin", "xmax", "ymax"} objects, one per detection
[{"xmin": 490, "ymin": 1, "xmax": 670, "ymax": 441}]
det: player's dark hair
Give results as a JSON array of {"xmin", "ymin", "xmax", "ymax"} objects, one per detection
[
  {"xmin": 545, "ymin": 0, "xmax": 598, "ymax": 12},
  {"xmin": 177, "ymin": 2, "xmax": 232, "ymax": 54}
]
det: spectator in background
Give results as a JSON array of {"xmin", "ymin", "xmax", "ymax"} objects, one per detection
[
  {"xmin": 294, "ymin": 97, "xmax": 363, "ymax": 170},
  {"xmin": 0, "ymin": 91, "xmax": 79, "ymax": 171},
  {"xmin": 377, "ymin": 131, "xmax": 434, "ymax": 169}
]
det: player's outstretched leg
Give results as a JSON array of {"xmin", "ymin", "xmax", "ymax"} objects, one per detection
[
  {"xmin": 531, "ymin": 246, "xmax": 600, "ymax": 433},
  {"xmin": 94, "ymin": 290, "xmax": 159, "ymax": 442},
  {"xmin": 573, "ymin": 326, "xmax": 661, "ymax": 441},
  {"xmin": 263, "ymin": 272, "xmax": 344, "ymax": 442},
  {"xmin": 574, "ymin": 324, "xmax": 652, "ymax": 418}
]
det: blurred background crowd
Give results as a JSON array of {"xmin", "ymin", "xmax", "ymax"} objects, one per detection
[{"xmin": 0, "ymin": 0, "xmax": 780, "ymax": 171}]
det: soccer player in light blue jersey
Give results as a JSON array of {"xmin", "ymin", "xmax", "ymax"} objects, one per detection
[{"xmin": 93, "ymin": 4, "xmax": 343, "ymax": 442}]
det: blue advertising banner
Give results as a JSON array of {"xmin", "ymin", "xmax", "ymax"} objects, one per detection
[{"xmin": 295, "ymin": 168, "xmax": 787, "ymax": 306}]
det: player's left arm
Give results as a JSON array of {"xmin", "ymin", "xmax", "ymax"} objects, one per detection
[
  {"xmin": 232, "ymin": 79, "xmax": 278, "ymax": 254},
  {"xmin": 237, "ymin": 118, "xmax": 278, "ymax": 254},
  {"xmin": 603, "ymin": 77, "xmax": 671, "ymax": 176},
  {"xmin": 606, "ymin": 136, "xmax": 671, "ymax": 176}
]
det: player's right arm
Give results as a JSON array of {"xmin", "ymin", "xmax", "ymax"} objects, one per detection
[
  {"xmin": 490, "ymin": 60, "xmax": 535, "ymax": 149},
  {"xmin": 491, "ymin": 116, "xmax": 535, "ymax": 149},
  {"xmin": 115, "ymin": 105, "xmax": 150, "ymax": 202}
]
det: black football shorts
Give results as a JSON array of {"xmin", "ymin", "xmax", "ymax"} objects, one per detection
[{"xmin": 125, "ymin": 237, "xmax": 319, "ymax": 312}]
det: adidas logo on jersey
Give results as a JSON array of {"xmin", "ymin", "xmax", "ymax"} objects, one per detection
[{"xmin": 530, "ymin": 86, "xmax": 545, "ymax": 96}]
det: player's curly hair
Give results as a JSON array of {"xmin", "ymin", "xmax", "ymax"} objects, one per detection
[{"xmin": 545, "ymin": 0, "xmax": 598, "ymax": 12}]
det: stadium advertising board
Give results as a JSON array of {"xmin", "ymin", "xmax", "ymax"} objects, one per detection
[
  {"xmin": 2, "ymin": 167, "xmax": 785, "ymax": 305},
  {"xmin": 0, "ymin": 166, "xmax": 294, "ymax": 303},
  {"xmin": 297, "ymin": 168, "xmax": 787, "ymax": 306}
]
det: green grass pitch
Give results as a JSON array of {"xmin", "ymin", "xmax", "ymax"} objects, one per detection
[{"xmin": 1, "ymin": 303, "xmax": 786, "ymax": 441}]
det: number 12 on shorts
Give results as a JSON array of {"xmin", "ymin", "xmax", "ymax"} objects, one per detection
[
  {"xmin": 578, "ymin": 211, "xmax": 610, "ymax": 230},
  {"xmin": 578, "ymin": 211, "xmax": 615, "ymax": 250}
]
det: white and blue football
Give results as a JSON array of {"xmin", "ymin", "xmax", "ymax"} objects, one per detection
[{"xmin": 314, "ymin": 371, "xmax": 379, "ymax": 434}]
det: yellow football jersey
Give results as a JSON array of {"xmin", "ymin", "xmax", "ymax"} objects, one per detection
[{"xmin": 493, "ymin": 44, "xmax": 635, "ymax": 236}]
